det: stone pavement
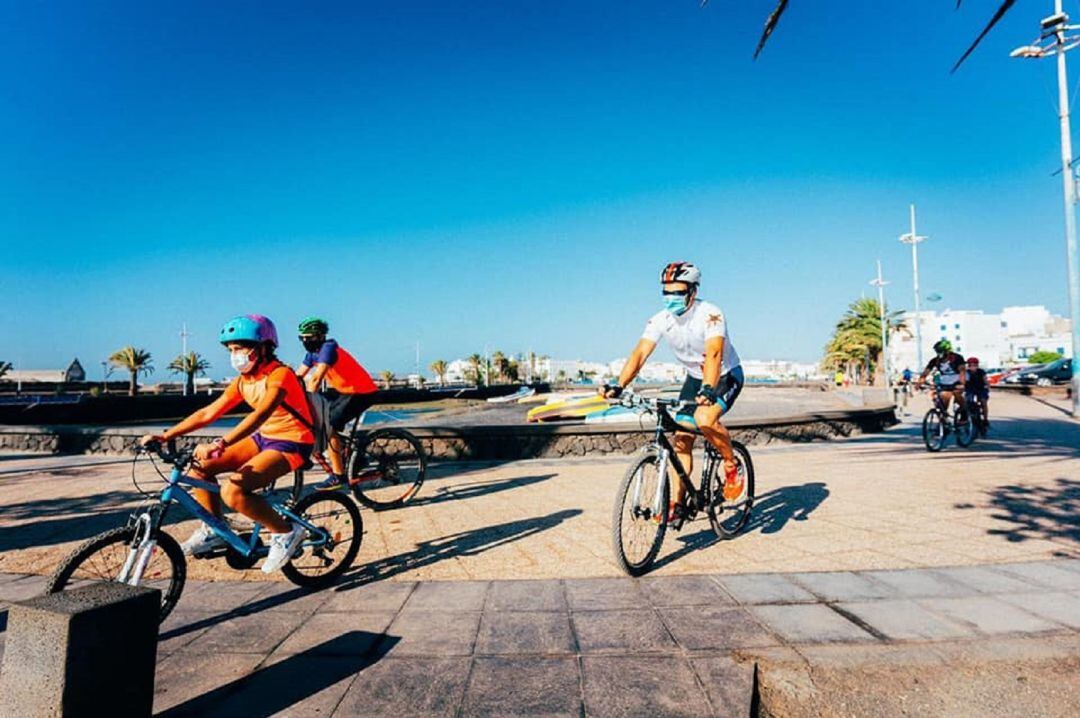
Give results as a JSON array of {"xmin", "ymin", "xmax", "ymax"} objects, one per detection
[{"xmin": 1, "ymin": 559, "xmax": 1079, "ymax": 716}]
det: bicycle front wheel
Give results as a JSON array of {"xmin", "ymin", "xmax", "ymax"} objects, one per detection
[
  {"xmin": 611, "ymin": 451, "xmax": 668, "ymax": 576},
  {"xmin": 954, "ymin": 406, "xmax": 975, "ymax": 447},
  {"xmin": 707, "ymin": 441, "xmax": 755, "ymax": 539},
  {"xmin": 922, "ymin": 409, "xmax": 947, "ymax": 452},
  {"xmin": 348, "ymin": 428, "xmax": 427, "ymax": 510},
  {"xmin": 282, "ymin": 491, "xmax": 363, "ymax": 588},
  {"xmin": 46, "ymin": 526, "xmax": 186, "ymax": 623}
]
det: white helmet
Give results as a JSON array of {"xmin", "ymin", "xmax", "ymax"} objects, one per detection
[{"xmin": 661, "ymin": 262, "xmax": 701, "ymax": 285}]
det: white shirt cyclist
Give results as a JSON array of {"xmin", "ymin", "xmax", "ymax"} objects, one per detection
[{"xmin": 642, "ymin": 299, "xmax": 742, "ymax": 380}]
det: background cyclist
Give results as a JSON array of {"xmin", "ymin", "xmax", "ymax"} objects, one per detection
[
  {"xmin": 295, "ymin": 316, "xmax": 379, "ymax": 491},
  {"xmin": 964, "ymin": 356, "xmax": 990, "ymax": 434},
  {"xmin": 139, "ymin": 315, "xmax": 312, "ymax": 573},
  {"xmin": 602, "ymin": 262, "xmax": 745, "ymax": 521},
  {"xmin": 916, "ymin": 339, "xmax": 967, "ymax": 414}
]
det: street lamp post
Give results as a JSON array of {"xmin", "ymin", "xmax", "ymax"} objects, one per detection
[
  {"xmin": 869, "ymin": 259, "xmax": 891, "ymax": 389},
  {"xmin": 900, "ymin": 204, "xmax": 928, "ymax": 372},
  {"xmin": 1011, "ymin": 1, "xmax": 1080, "ymax": 417}
]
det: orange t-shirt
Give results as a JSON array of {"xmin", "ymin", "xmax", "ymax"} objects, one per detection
[
  {"xmin": 302, "ymin": 340, "xmax": 377, "ymax": 394},
  {"xmin": 204, "ymin": 360, "xmax": 315, "ymax": 444}
]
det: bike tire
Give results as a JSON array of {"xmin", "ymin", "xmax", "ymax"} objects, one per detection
[
  {"xmin": 348, "ymin": 428, "xmax": 427, "ymax": 510},
  {"xmin": 707, "ymin": 441, "xmax": 755, "ymax": 539},
  {"xmin": 611, "ymin": 451, "xmax": 668, "ymax": 576},
  {"xmin": 281, "ymin": 490, "xmax": 363, "ymax": 588},
  {"xmin": 922, "ymin": 409, "xmax": 946, "ymax": 452},
  {"xmin": 954, "ymin": 406, "xmax": 976, "ymax": 448},
  {"xmin": 46, "ymin": 525, "xmax": 186, "ymax": 623}
]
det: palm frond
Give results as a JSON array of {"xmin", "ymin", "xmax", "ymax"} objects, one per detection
[
  {"xmin": 754, "ymin": 0, "xmax": 790, "ymax": 59},
  {"xmin": 952, "ymin": 0, "xmax": 1018, "ymax": 72}
]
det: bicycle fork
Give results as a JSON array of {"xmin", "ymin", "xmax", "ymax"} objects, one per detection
[{"xmin": 118, "ymin": 512, "xmax": 158, "ymax": 586}]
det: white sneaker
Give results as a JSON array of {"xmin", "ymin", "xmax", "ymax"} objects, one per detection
[
  {"xmin": 262, "ymin": 524, "xmax": 306, "ymax": 573},
  {"xmin": 180, "ymin": 523, "xmax": 227, "ymax": 556}
]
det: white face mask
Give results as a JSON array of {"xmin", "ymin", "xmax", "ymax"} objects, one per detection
[{"xmin": 230, "ymin": 349, "xmax": 256, "ymax": 374}]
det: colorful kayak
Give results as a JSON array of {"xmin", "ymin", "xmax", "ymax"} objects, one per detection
[
  {"xmin": 584, "ymin": 406, "xmax": 653, "ymax": 425},
  {"xmin": 527, "ymin": 395, "xmax": 609, "ymax": 423},
  {"xmin": 487, "ymin": 387, "xmax": 536, "ymax": 403}
]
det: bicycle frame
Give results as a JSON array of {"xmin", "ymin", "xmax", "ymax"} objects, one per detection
[{"xmin": 633, "ymin": 402, "xmax": 711, "ymax": 519}]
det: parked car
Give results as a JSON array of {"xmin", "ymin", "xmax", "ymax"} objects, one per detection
[
  {"xmin": 1016, "ymin": 359, "xmax": 1073, "ymax": 386},
  {"xmin": 1003, "ymin": 364, "xmax": 1045, "ymax": 384}
]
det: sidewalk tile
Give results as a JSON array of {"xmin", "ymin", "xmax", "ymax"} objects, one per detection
[
  {"xmin": 476, "ymin": 611, "xmax": 574, "ymax": 655},
  {"xmin": 381, "ymin": 609, "xmax": 481, "ymax": 656},
  {"xmin": 837, "ymin": 599, "xmax": 973, "ymax": 640},
  {"xmin": 639, "ymin": 575, "xmax": 735, "ymax": 607},
  {"xmin": 1055, "ymin": 558, "xmax": 1080, "ymax": 574},
  {"xmin": 179, "ymin": 609, "xmax": 308, "ymax": 654},
  {"xmin": 0, "ymin": 575, "xmax": 47, "ymax": 603},
  {"xmin": 749, "ymin": 604, "xmax": 876, "ymax": 643},
  {"xmin": 271, "ymin": 611, "xmax": 395, "ymax": 656},
  {"xmin": 178, "ymin": 579, "xmax": 272, "ymax": 613},
  {"xmin": 565, "ymin": 578, "xmax": 648, "ymax": 611},
  {"xmin": 582, "ymin": 655, "xmax": 702, "ymax": 718},
  {"xmin": 930, "ymin": 565, "xmax": 1036, "ymax": 594},
  {"xmin": 992, "ymin": 562, "xmax": 1080, "ymax": 591},
  {"xmin": 858, "ymin": 568, "xmax": 972, "ymax": 598},
  {"xmin": 920, "ymin": 596, "xmax": 1061, "ymax": 635},
  {"xmin": 157, "ymin": 609, "xmax": 218, "ymax": 657},
  {"xmin": 995, "ymin": 592, "xmax": 1080, "ymax": 629},
  {"xmin": 461, "ymin": 656, "xmax": 582, "ymax": 717},
  {"xmin": 153, "ymin": 651, "xmax": 265, "ymax": 714},
  {"xmin": 486, "ymin": 579, "xmax": 567, "ymax": 612},
  {"xmin": 660, "ymin": 606, "xmax": 779, "ymax": 651},
  {"xmin": 243, "ymin": 582, "xmax": 333, "ymax": 614},
  {"xmin": 335, "ymin": 656, "xmax": 471, "ymax": 717},
  {"xmin": 690, "ymin": 656, "xmax": 756, "ymax": 718},
  {"xmin": 322, "ymin": 581, "xmax": 416, "ymax": 613},
  {"xmin": 787, "ymin": 571, "xmax": 894, "ymax": 602},
  {"xmin": 714, "ymin": 573, "xmax": 816, "ymax": 604},
  {"xmin": 572, "ymin": 609, "xmax": 677, "ymax": 653},
  {"xmin": 404, "ymin": 580, "xmax": 488, "ymax": 611}
]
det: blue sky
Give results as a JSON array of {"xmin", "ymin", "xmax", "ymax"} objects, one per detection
[{"xmin": 2, "ymin": 1, "xmax": 1077, "ymax": 378}]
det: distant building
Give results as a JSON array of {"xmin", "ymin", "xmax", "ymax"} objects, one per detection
[{"xmin": 4, "ymin": 358, "xmax": 86, "ymax": 384}]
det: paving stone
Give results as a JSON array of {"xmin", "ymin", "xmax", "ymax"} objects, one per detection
[
  {"xmin": 404, "ymin": 580, "xmax": 488, "ymax": 611},
  {"xmin": 475, "ymin": 610, "xmax": 574, "ymax": 655},
  {"xmin": 242, "ymin": 582, "xmax": 334, "ymax": 614},
  {"xmin": 714, "ymin": 573, "xmax": 816, "ymax": 604},
  {"xmin": 858, "ymin": 568, "xmax": 972, "ymax": 598},
  {"xmin": 582, "ymin": 655, "xmax": 702, "ymax": 718},
  {"xmin": 270, "ymin": 611, "xmax": 395, "ymax": 656},
  {"xmin": 1055, "ymin": 558, "xmax": 1080, "ymax": 574},
  {"xmin": 921, "ymin": 596, "xmax": 1062, "ymax": 635},
  {"xmin": 461, "ymin": 656, "xmax": 582, "ymax": 717},
  {"xmin": 335, "ymin": 656, "xmax": 471, "ymax": 717},
  {"xmin": 0, "ymin": 575, "xmax": 47, "ymax": 603},
  {"xmin": 837, "ymin": 599, "xmax": 973, "ymax": 640},
  {"xmin": 322, "ymin": 580, "xmax": 416, "ymax": 612},
  {"xmin": 749, "ymin": 604, "xmax": 876, "ymax": 643},
  {"xmin": 787, "ymin": 571, "xmax": 895, "ymax": 602},
  {"xmin": 381, "ymin": 610, "xmax": 481, "ymax": 656},
  {"xmin": 930, "ymin": 565, "xmax": 1037, "ymax": 594},
  {"xmin": 177, "ymin": 580, "xmax": 272, "ymax": 613},
  {"xmin": 690, "ymin": 656, "xmax": 756, "ymax": 718},
  {"xmin": 572, "ymin": 609, "xmax": 676, "ymax": 653},
  {"xmin": 660, "ymin": 605, "xmax": 779, "ymax": 651},
  {"xmin": 486, "ymin": 579, "xmax": 567, "ymax": 612},
  {"xmin": 639, "ymin": 575, "xmax": 734, "ymax": 607},
  {"xmin": 564, "ymin": 578, "xmax": 648, "ymax": 611},
  {"xmin": 157, "ymin": 610, "xmax": 217, "ymax": 657},
  {"xmin": 992, "ymin": 562, "xmax": 1080, "ymax": 591},
  {"xmin": 179, "ymin": 609, "xmax": 308, "ymax": 654},
  {"xmin": 153, "ymin": 651, "xmax": 265, "ymax": 714},
  {"xmin": 996, "ymin": 592, "xmax": 1080, "ymax": 629}
]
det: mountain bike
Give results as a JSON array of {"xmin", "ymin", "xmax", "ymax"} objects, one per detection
[
  {"xmin": 45, "ymin": 441, "xmax": 362, "ymax": 622},
  {"xmin": 921, "ymin": 385, "xmax": 974, "ymax": 452},
  {"xmin": 611, "ymin": 393, "xmax": 755, "ymax": 576},
  {"xmin": 965, "ymin": 391, "xmax": 988, "ymax": 438},
  {"xmin": 335, "ymin": 416, "xmax": 427, "ymax": 510}
]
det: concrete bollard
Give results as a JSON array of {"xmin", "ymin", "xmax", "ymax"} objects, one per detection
[{"xmin": 0, "ymin": 583, "xmax": 160, "ymax": 718}]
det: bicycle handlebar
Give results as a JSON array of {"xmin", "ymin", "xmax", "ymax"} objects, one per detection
[{"xmin": 136, "ymin": 439, "xmax": 194, "ymax": 469}]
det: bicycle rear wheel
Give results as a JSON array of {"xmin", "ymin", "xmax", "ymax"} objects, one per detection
[
  {"xmin": 282, "ymin": 491, "xmax": 362, "ymax": 588},
  {"xmin": 922, "ymin": 409, "xmax": 947, "ymax": 452},
  {"xmin": 611, "ymin": 451, "xmax": 668, "ymax": 576},
  {"xmin": 46, "ymin": 526, "xmax": 186, "ymax": 623},
  {"xmin": 707, "ymin": 442, "xmax": 755, "ymax": 539},
  {"xmin": 348, "ymin": 428, "xmax": 427, "ymax": 510}
]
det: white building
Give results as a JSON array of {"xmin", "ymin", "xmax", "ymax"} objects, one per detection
[{"xmin": 741, "ymin": 359, "xmax": 824, "ymax": 381}]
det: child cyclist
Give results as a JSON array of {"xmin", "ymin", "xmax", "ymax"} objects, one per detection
[
  {"xmin": 294, "ymin": 316, "xmax": 378, "ymax": 491},
  {"xmin": 138, "ymin": 315, "xmax": 314, "ymax": 573}
]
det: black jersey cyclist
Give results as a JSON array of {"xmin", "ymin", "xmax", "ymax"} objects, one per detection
[{"xmin": 916, "ymin": 339, "xmax": 968, "ymax": 413}]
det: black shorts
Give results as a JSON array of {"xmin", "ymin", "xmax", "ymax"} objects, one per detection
[
  {"xmin": 324, "ymin": 390, "xmax": 377, "ymax": 432},
  {"xmin": 678, "ymin": 365, "xmax": 745, "ymax": 415}
]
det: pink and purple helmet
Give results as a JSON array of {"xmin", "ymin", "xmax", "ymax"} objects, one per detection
[{"xmin": 218, "ymin": 315, "xmax": 279, "ymax": 348}]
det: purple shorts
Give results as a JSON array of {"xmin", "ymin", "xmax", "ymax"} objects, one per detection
[{"xmin": 253, "ymin": 432, "xmax": 313, "ymax": 466}]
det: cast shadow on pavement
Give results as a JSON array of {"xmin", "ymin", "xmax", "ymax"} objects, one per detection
[
  {"xmin": 954, "ymin": 477, "xmax": 1080, "ymax": 550},
  {"xmin": 409, "ymin": 473, "xmax": 555, "ymax": 506},
  {"xmin": 157, "ymin": 631, "xmax": 399, "ymax": 717}
]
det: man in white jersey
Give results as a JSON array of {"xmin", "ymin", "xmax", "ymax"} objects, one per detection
[{"xmin": 602, "ymin": 262, "xmax": 745, "ymax": 521}]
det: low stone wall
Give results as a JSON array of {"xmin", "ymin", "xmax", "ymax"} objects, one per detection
[{"xmin": 0, "ymin": 406, "xmax": 896, "ymax": 461}]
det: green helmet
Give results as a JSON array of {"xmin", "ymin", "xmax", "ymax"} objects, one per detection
[
  {"xmin": 933, "ymin": 339, "xmax": 952, "ymax": 356},
  {"xmin": 298, "ymin": 316, "xmax": 329, "ymax": 336}
]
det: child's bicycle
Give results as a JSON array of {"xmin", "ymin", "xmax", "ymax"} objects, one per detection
[
  {"xmin": 45, "ymin": 440, "xmax": 362, "ymax": 622},
  {"xmin": 921, "ymin": 384, "xmax": 975, "ymax": 452},
  {"xmin": 337, "ymin": 417, "xmax": 428, "ymax": 510}
]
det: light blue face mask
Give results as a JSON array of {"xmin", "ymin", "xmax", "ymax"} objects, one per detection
[{"xmin": 664, "ymin": 295, "xmax": 690, "ymax": 316}]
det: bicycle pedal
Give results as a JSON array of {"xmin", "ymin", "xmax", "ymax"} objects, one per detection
[{"xmin": 190, "ymin": 547, "xmax": 228, "ymax": 560}]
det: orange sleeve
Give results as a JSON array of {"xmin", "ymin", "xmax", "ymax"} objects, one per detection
[{"xmin": 201, "ymin": 380, "xmax": 243, "ymax": 422}]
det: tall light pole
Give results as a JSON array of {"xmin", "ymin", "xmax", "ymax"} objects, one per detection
[
  {"xmin": 179, "ymin": 322, "xmax": 190, "ymax": 396},
  {"xmin": 1012, "ymin": 2, "xmax": 1080, "ymax": 417},
  {"xmin": 869, "ymin": 259, "xmax": 891, "ymax": 387},
  {"xmin": 900, "ymin": 204, "xmax": 928, "ymax": 371}
]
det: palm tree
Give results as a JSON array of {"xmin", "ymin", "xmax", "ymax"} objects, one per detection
[
  {"xmin": 822, "ymin": 298, "xmax": 905, "ymax": 385},
  {"xmin": 109, "ymin": 346, "xmax": 154, "ymax": 396},
  {"xmin": 491, "ymin": 351, "xmax": 508, "ymax": 384},
  {"xmin": 168, "ymin": 351, "xmax": 211, "ymax": 396},
  {"xmin": 738, "ymin": 1, "xmax": 1015, "ymax": 71},
  {"xmin": 467, "ymin": 354, "xmax": 485, "ymax": 386},
  {"xmin": 429, "ymin": 359, "xmax": 448, "ymax": 386},
  {"xmin": 0, "ymin": 361, "xmax": 11, "ymax": 381},
  {"xmin": 379, "ymin": 370, "xmax": 396, "ymax": 389}
]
